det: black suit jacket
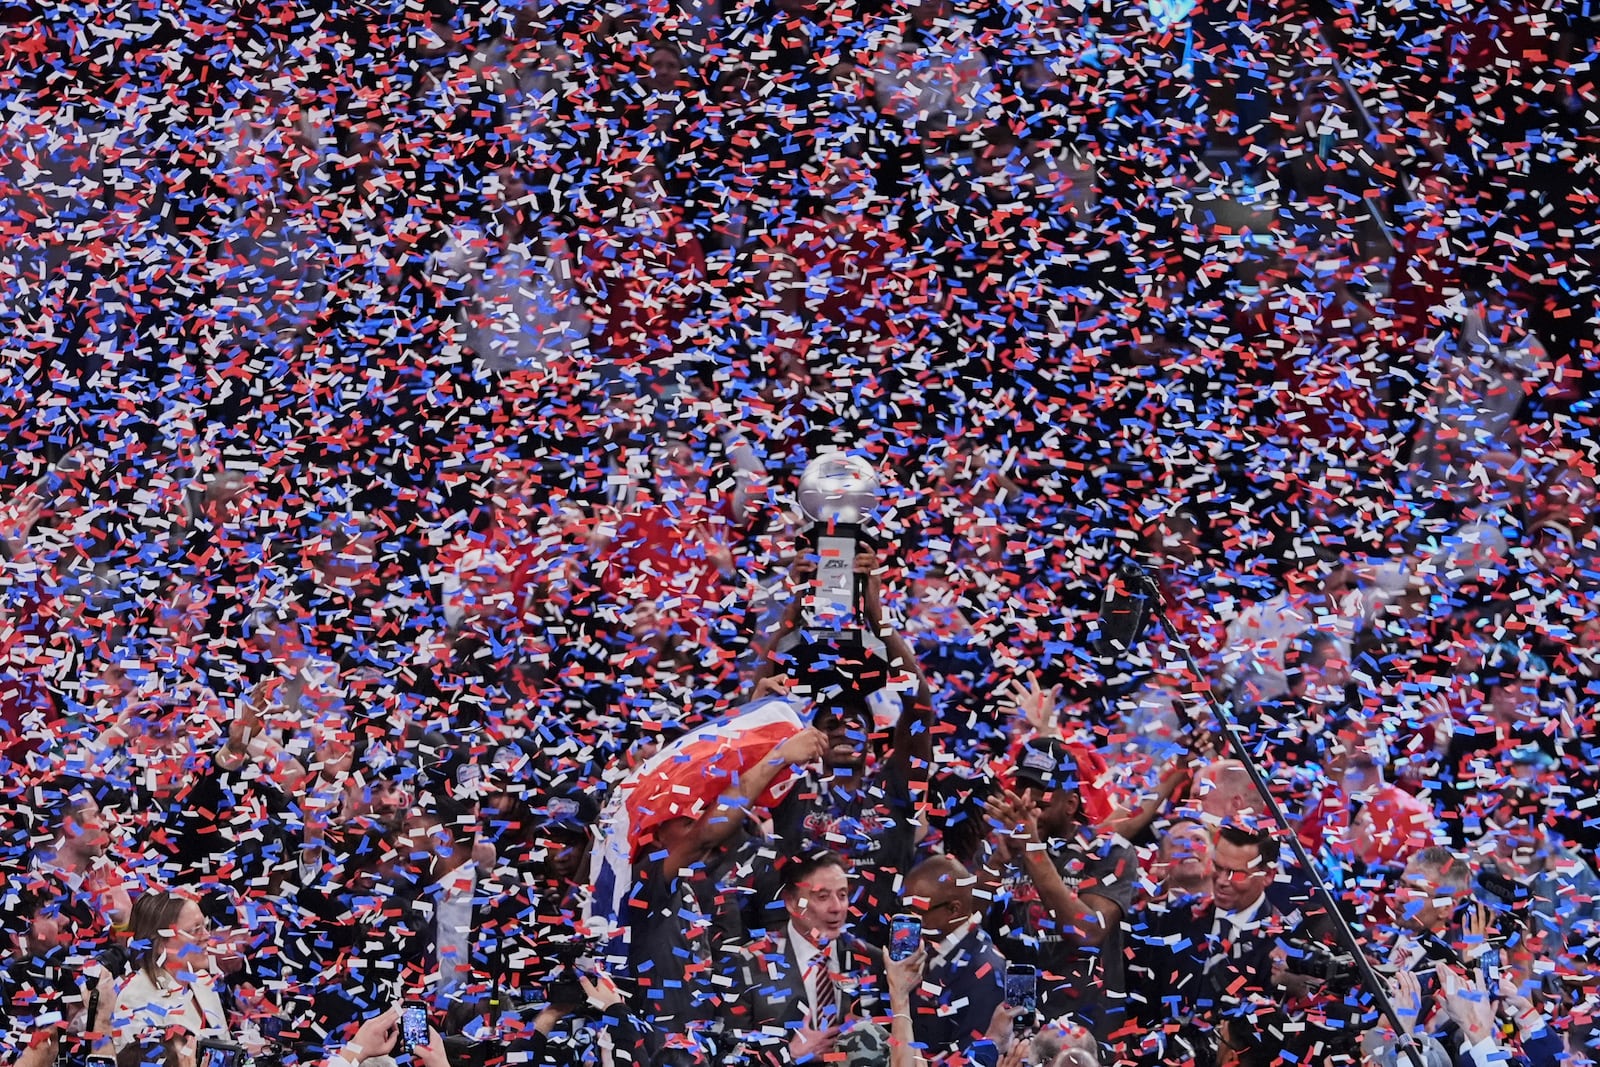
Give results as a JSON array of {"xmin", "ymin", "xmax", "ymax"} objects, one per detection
[
  {"xmin": 1123, "ymin": 895, "xmax": 1282, "ymax": 1064},
  {"xmin": 719, "ymin": 931, "xmax": 886, "ymax": 1058},
  {"xmin": 912, "ymin": 924, "xmax": 1007, "ymax": 1059}
]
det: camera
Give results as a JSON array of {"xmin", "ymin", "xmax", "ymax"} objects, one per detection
[
  {"xmin": 1284, "ymin": 942, "xmax": 1360, "ymax": 992},
  {"xmin": 534, "ymin": 939, "xmax": 598, "ymax": 1008},
  {"xmin": 1473, "ymin": 871, "xmax": 1527, "ymax": 945},
  {"xmin": 1477, "ymin": 870, "xmax": 1530, "ymax": 912},
  {"xmin": 196, "ymin": 1040, "xmax": 250, "ymax": 1067}
]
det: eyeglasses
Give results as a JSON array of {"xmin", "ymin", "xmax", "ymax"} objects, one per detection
[
  {"xmin": 911, "ymin": 900, "xmax": 966, "ymax": 915},
  {"xmin": 1213, "ymin": 863, "xmax": 1264, "ymax": 883},
  {"xmin": 177, "ymin": 921, "xmax": 214, "ymax": 941}
]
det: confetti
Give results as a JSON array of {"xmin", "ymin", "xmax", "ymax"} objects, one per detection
[{"xmin": 1, "ymin": 1, "xmax": 1598, "ymax": 1065}]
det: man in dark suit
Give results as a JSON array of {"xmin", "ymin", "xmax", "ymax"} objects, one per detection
[
  {"xmin": 901, "ymin": 854, "xmax": 1007, "ymax": 1059},
  {"xmin": 720, "ymin": 850, "xmax": 887, "ymax": 1065},
  {"xmin": 1122, "ymin": 824, "xmax": 1284, "ymax": 1066}
]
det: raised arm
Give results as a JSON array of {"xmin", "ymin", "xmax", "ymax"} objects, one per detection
[
  {"xmin": 982, "ymin": 790, "xmax": 1122, "ymax": 949},
  {"xmin": 213, "ymin": 678, "xmax": 308, "ymax": 790},
  {"xmin": 664, "ymin": 727, "xmax": 829, "ymax": 873},
  {"xmin": 859, "ymin": 550, "xmax": 934, "ymax": 778}
]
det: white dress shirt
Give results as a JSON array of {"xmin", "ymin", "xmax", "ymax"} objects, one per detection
[
  {"xmin": 112, "ymin": 969, "xmax": 230, "ymax": 1052},
  {"xmin": 1206, "ymin": 893, "xmax": 1269, "ymax": 973},
  {"xmin": 435, "ymin": 860, "xmax": 478, "ymax": 999},
  {"xmin": 788, "ymin": 922, "xmax": 835, "ymax": 1024}
]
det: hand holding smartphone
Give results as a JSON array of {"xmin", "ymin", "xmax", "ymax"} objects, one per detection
[
  {"xmin": 196, "ymin": 1039, "xmax": 248, "ymax": 1067},
  {"xmin": 1005, "ymin": 963, "xmax": 1038, "ymax": 1035},
  {"xmin": 889, "ymin": 914, "xmax": 922, "ymax": 962}
]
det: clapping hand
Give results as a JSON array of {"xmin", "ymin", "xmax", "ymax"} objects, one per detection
[{"xmin": 983, "ymin": 789, "xmax": 1041, "ymax": 851}]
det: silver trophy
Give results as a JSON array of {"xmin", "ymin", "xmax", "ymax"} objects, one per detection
[{"xmin": 783, "ymin": 454, "xmax": 889, "ymax": 694}]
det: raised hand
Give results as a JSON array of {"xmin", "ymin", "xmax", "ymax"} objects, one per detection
[
  {"xmin": 227, "ymin": 676, "xmax": 282, "ymax": 759},
  {"xmin": 778, "ymin": 552, "xmax": 819, "ymax": 628},
  {"xmin": 997, "ymin": 1041, "xmax": 1032, "ymax": 1067},
  {"xmin": 982, "ymin": 1002, "xmax": 1024, "ymax": 1051},
  {"xmin": 1460, "ymin": 903, "xmax": 1492, "ymax": 960},
  {"xmin": 884, "ymin": 945, "xmax": 927, "ymax": 1005},
  {"xmin": 411, "ymin": 1028, "xmax": 450, "ymax": 1067},
  {"xmin": 854, "ymin": 547, "xmax": 884, "ymax": 631},
  {"xmin": 580, "ymin": 969, "xmax": 625, "ymax": 1010},
  {"xmin": 1003, "ymin": 672, "xmax": 1062, "ymax": 739},
  {"xmin": 347, "ymin": 1005, "xmax": 400, "ymax": 1062},
  {"xmin": 1155, "ymin": 754, "xmax": 1197, "ymax": 799},
  {"xmin": 1438, "ymin": 965, "xmax": 1498, "ymax": 1041},
  {"xmin": 775, "ymin": 728, "xmax": 830, "ymax": 768},
  {"xmin": 1390, "ymin": 967, "xmax": 1423, "ymax": 1036},
  {"xmin": 788, "ymin": 552, "xmax": 818, "ymax": 589},
  {"xmin": 983, "ymin": 789, "xmax": 1040, "ymax": 849},
  {"xmin": 753, "ymin": 673, "xmax": 796, "ymax": 701}
]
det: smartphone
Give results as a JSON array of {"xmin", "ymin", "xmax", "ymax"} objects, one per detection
[
  {"xmin": 889, "ymin": 914, "xmax": 922, "ymax": 962},
  {"xmin": 1481, "ymin": 949, "xmax": 1502, "ymax": 996},
  {"xmin": 1005, "ymin": 963, "xmax": 1038, "ymax": 1034},
  {"xmin": 399, "ymin": 1002, "xmax": 429, "ymax": 1054},
  {"xmin": 196, "ymin": 1040, "xmax": 247, "ymax": 1067}
]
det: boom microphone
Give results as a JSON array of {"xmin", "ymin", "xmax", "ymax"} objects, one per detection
[
  {"xmin": 1093, "ymin": 560, "xmax": 1156, "ymax": 658},
  {"xmin": 1109, "ymin": 558, "xmax": 1430, "ymax": 1067}
]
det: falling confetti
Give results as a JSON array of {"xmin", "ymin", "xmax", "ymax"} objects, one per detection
[{"xmin": 1, "ymin": 1, "xmax": 1598, "ymax": 1065}]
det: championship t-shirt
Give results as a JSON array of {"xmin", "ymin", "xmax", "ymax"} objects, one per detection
[{"xmin": 982, "ymin": 828, "xmax": 1136, "ymax": 1033}]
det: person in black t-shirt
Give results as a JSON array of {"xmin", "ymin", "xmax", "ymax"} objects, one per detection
[
  {"xmin": 761, "ymin": 548, "xmax": 936, "ymax": 945},
  {"xmin": 979, "ymin": 738, "xmax": 1137, "ymax": 1041}
]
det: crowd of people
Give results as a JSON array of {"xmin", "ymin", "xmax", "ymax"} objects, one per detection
[{"xmin": 3, "ymin": 0, "xmax": 1600, "ymax": 1065}]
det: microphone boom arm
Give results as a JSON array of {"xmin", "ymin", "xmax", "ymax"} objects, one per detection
[{"xmin": 1119, "ymin": 562, "xmax": 1428, "ymax": 1067}]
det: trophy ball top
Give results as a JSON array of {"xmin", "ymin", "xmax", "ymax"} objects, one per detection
[{"xmin": 798, "ymin": 454, "xmax": 881, "ymax": 525}]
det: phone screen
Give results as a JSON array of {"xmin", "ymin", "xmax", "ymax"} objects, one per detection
[
  {"xmin": 889, "ymin": 914, "xmax": 922, "ymax": 962},
  {"xmin": 1005, "ymin": 964, "xmax": 1038, "ymax": 1033},
  {"xmin": 1481, "ymin": 951, "xmax": 1502, "ymax": 996},
  {"xmin": 197, "ymin": 1043, "xmax": 243, "ymax": 1067},
  {"xmin": 400, "ymin": 1004, "xmax": 429, "ymax": 1052}
]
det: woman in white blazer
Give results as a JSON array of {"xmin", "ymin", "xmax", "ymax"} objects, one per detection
[{"xmin": 112, "ymin": 890, "xmax": 232, "ymax": 1060}]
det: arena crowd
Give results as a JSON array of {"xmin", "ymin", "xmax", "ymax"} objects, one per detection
[{"xmin": 2, "ymin": 0, "xmax": 1599, "ymax": 1066}]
